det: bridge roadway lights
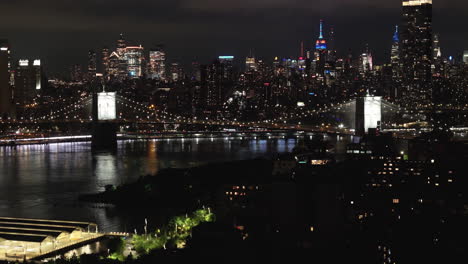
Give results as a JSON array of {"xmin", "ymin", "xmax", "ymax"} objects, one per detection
[{"xmin": 91, "ymin": 122, "xmax": 117, "ymax": 149}]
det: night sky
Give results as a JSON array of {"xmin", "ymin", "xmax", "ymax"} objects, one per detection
[{"xmin": 1, "ymin": 0, "xmax": 467, "ymax": 75}]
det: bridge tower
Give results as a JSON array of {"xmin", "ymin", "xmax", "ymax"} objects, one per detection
[
  {"xmin": 91, "ymin": 84, "xmax": 117, "ymax": 149},
  {"xmin": 355, "ymin": 96, "xmax": 382, "ymax": 136}
]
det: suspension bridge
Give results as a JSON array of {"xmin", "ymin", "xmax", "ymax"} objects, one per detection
[{"xmin": 1, "ymin": 90, "xmax": 467, "ymax": 146}]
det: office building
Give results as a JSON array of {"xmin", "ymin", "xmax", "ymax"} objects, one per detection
[
  {"xmin": 218, "ymin": 56, "xmax": 235, "ymax": 81},
  {"xmin": 206, "ymin": 60, "xmax": 224, "ymax": 107},
  {"xmin": 14, "ymin": 59, "xmax": 42, "ymax": 106},
  {"xmin": 391, "ymin": 26, "xmax": 401, "ymax": 77},
  {"xmin": 87, "ymin": 50, "xmax": 97, "ymax": 80},
  {"xmin": 101, "ymin": 47, "xmax": 110, "ymax": 77},
  {"xmin": 218, "ymin": 56, "xmax": 234, "ymax": 80},
  {"xmin": 360, "ymin": 45, "xmax": 373, "ymax": 74},
  {"xmin": 191, "ymin": 61, "xmax": 201, "ymax": 81},
  {"xmin": 117, "ymin": 33, "xmax": 126, "ymax": 56},
  {"xmin": 170, "ymin": 62, "xmax": 183, "ymax": 82},
  {"xmin": 463, "ymin": 51, "xmax": 468, "ymax": 64},
  {"xmin": 124, "ymin": 45, "xmax": 144, "ymax": 78},
  {"xmin": 0, "ymin": 40, "xmax": 13, "ymax": 119},
  {"xmin": 400, "ymin": 0, "xmax": 433, "ymax": 104},
  {"xmin": 432, "ymin": 34, "xmax": 441, "ymax": 60},
  {"xmin": 245, "ymin": 56, "xmax": 257, "ymax": 72},
  {"xmin": 70, "ymin": 64, "xmax": 83, "ymax": 82},
  {"xmin": 148, "ymin": 48, "xmax": 166, "ymax": 80}
]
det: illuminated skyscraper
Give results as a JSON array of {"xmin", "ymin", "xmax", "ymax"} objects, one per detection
[
  {"xmin": 0, "ymin": 40, "xmax": 13, "ymax": 118},
  {"xmin": 88, "ymin": 50, "xmax": 97, "ymax": 80},
  {"xmin": 125, "ymin": 45, "xmax": 144, "ymax": 78},
  {"xmin": 206, "ymin": 60, "xmax": 224, "ymax": 107},
  {"xmin": 315, "ymin": 20, "xmax": 327, "ymax": 51},
  {"xmin": 314, "ymin": 20, "xmax": 328, "ymax": 77},
  {"xmin": 432, "ymin": 34, "xmax": 441, "ymax": 60},
  {"xmin": 400, "ymin": 0, "xmax": 433, "ymax": 105},
  {"xmin": 360, "ymin": 45, "xmax": 373, "ymax": 74},
  {"xmin": 14, "ymin": 59, "xmax": 42, "ymax": 106},
  {"xmin": 148, "ymin": 47, "xmax": 166, "ymax": 80},
  {"xmin": 170, "ymin": 62, "xmax": 184, "ymax": 82},
  {"xmin": 218, "ymin": 56, "xmax": 234, "ymax": 81},
  {"xmin": 390, "ymin": 26, "xmax": 400, "ymax": 68},
  {"xmin": 245, "ymin": 56, "xmax": 257, "ymax": 72},
  {"xmin": 117, "ymin": 33, "xmax": 126, "ymax": 56},
  {"xmin": 108, "ymin": 51, "xmax": 125, "ymax": 80},
  {"xmin": 463, "ymin": 51, "xmax": 468, "ymax": 64},
  {"xmin": 101, "ymin": 47, "xmax": 110, "ymax": 77},
  {"xmin": 390, "ymin": 26, "xmax": 402, "ymax": 99}
]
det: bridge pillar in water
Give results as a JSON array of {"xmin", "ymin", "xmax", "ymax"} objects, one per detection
[
  {"xmin": 355, "ymin": 96, "xmax": 382, "ymax": 136},
  {"xmin": 91, "ymin": 92, "xmax": 117, "ymax": 149}
]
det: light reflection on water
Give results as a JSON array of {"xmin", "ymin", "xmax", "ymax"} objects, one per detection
[{"xmin": 0, "ymin": 135, "xmax": 349, "ymax": 232}]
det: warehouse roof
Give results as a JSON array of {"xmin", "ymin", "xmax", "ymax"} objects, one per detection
[
  {"xmin": 0, "ymin": 227, "xmax": 64, "ymax": 238},
  {"xmin": 0, "ymin": 232, "xmax": 50, "ymax": 243},
  {"xmin": 0, "ymin": 217, "xmax": 95, "ymax": 230},
  {"xmin": 0, "ymin": 222, "xmax": 83, "ymax": 233}
]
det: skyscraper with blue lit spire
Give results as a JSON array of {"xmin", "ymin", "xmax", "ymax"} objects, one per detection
[
  {"xmin": 314, "ymin": 20, "xmax": 328, "ymax": 77},
  {"xmin": 315, "ymin": 20, "xmax": 327, "ymax": 51},
  {"xmin": 391, "ymin": 25, "xmax": 401, "ymax": 78}
]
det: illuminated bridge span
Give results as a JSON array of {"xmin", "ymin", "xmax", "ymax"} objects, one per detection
[
  {"xmin": 2, "ymin": 94, "xmax": 412, "ymax": 125},
  {"xmin": 2, "ymin": 91, "xmax": 463, "ymax": 139}
]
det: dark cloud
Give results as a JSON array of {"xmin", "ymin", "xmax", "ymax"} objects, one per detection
[{"xmin": 0, "ymin": 0, "xmax": 466, "ymax": 75}]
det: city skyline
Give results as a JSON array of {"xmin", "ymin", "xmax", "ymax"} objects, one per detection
[
  {"xmin": 0, "ymin": 0, "xmax": 467, "ymax": 75},
  {"xmin": 1, "ymin": 1, "xmax": 468, "ymax": 262}
]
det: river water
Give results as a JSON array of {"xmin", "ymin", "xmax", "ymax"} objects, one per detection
[{"xmin": 0, "ymin": 134, "xmax": 353, "ymax": 232}]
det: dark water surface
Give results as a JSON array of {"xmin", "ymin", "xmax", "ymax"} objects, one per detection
[{"xmin": 0, "ymin": 134, "xmax": 353, "ymax": 232}]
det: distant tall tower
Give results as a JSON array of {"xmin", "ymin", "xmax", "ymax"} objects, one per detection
[
  {"xmin": 0, "ymin": 39, "xmax": 13, "ymax": 118},
  {"xmin": 314, "ymin": 20, "xmax": 328, "ymax": 76},
  {"xmin": 315, "ymin": 20, "xmax": 327, "ymax": 51},
  {"xmin": 115, "ymin": 34, "xmax": 128, "ymax": 80},
  {"xmin": 432, "ymin": 33, "xmax": 441, "ymax": 60},
  {"xmin": 327, "ymin": 26, "xmax": 337, "ymax": 62},
  {"xmin": 148, "ymin": 46, "xmax": 166, "ymax": 80},
  {"xmin": 400, "ymin": 0, "xmax": 433, "ymax": 105},
  {"xmin": 391, "ymin": 25, "xmax": 401, "ymax": 78},
  {"xmin": 87, "ymin": 50, "xmax": 97, "ymax": 81},
  {"xmin": 117, "ymin": 33, "xmax": 126, "ymax": 56},
  {"xmin": 360, "ymin": 44, "xmax": 373, "ymax": 74},
  {"xmin": 102, "ymin": 47, "xmax": 110, "ymax": 77},
  {"xmin": 246, "ymin": 50, "xmax": 257, "ymax": 72}
]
